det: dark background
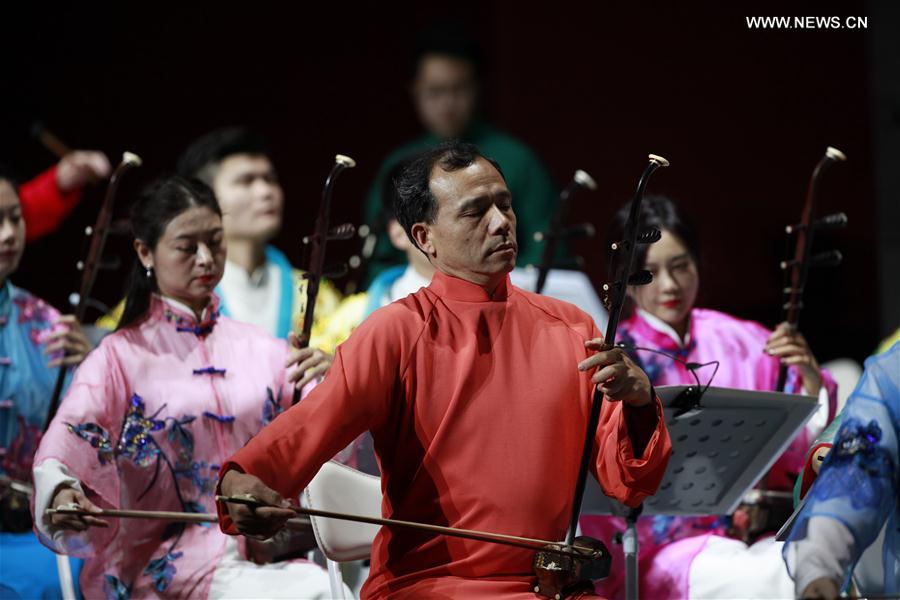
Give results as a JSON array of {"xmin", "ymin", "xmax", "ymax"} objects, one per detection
[{"xmin": 3, "ymin": 1, "xmax": 894, "ymax": 365}]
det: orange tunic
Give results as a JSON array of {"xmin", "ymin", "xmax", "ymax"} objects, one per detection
[{"xmin": 218, "ymin": 271, "xmax": 671, "ymax": 598}]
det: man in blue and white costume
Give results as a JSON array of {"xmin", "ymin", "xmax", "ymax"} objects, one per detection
[{"xmin": 783, "ymin": 342, "xmax": 899, "ymax": 599}]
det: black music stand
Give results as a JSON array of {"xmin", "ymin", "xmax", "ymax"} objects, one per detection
[{"xmin": 581, "ymin": 385, "xmax": 819, "ymax": 600}]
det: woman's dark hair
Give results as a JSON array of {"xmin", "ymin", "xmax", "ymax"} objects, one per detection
[
  {"xmin": 0, "ymin": 163, "xmax": 20, "ymax": 195},
  {"xmin": 607, "ymin": 194, "xmax": 701, "ymax": 271},
  {"xmin": 118, "ymin": 176, "xmax": 221, "ymax": 330},
  {"xmin": 393, "ymin": 140, "xmax": 505, "ymax": 253}
]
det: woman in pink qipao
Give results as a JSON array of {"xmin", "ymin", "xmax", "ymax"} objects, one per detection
[
  {"xmin": 32, "ymin": 177, "xmax": 339, "ymax": 599},
  {"xmin": 581, "ymin": 195, "xmax": 838, "ymax": 599}
]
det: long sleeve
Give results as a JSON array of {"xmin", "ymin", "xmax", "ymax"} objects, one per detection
[
  {"xmin": 217, "ymin": 314, "xmax": 400, "ymax": 533},
  {"xmin": 19, "ymin": 166, "xmax": 83, "ymax": 242},
  {"xmin": 594, "ymin": 393, "xmax": 672, "ymax": 507},
  {"xmin": 32, "ymin": 342, "xmax": 125, "ymax": 555},
  {"xmin": 783, "ymin": 346, "xmax": 900, "ymax": 594}
]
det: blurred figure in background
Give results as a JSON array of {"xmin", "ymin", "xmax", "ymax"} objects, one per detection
[{"xmin": 362, "ymin": 23, "xmax": 558, "ymax": 285}]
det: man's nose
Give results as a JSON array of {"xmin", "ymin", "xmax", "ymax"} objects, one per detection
[
  {"xmin": 487, "ymin": 205, "xmax": 511, "ymax": 235},
  {"xmin": 252, "ymin": 178, "xmax": 277, "ymax": 200}
]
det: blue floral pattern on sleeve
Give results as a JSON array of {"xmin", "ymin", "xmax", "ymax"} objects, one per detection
[{"xmin": 811, "ymin": 418, "xmax": 895, "ymax": 510}]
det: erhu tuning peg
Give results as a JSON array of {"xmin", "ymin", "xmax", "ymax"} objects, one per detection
[
  {"xmin": 809, "ymin": 249, "xmax": 843, "ymax": 268},
  {"xmin": 627, "ymin": 270, "xmax": 653, "ymax": 286},
  {"xmin": 637, "ymin": 228, "xmax": 661, "ymax": 244},
  {"xmin": 327, "ymin": 223, "xmax": 356, "ymax": 241},
  {"xmin": 786, "ymin": 212, "xmax": 848, "ymax": 234},
  {"xmin": 814, "ymin": 212, "xmax": 848, "ymax": 230},
  {"xmin": 322, "ymin": 263, "xmax": 349, "ymax": 279}
]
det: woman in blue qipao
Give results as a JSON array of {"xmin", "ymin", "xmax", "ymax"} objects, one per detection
[{"xmin": 0, "ymin": 167, "xmax": 92, "ymax": 598}]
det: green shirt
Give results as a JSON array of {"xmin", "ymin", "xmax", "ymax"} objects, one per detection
[{"xmin": 362, "ymin": 121, "xmax": 559, "ymax": 286}]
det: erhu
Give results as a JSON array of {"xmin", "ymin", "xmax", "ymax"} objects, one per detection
[
  {"xmin": 533, "ymin": 169, "xmax": 598, "ymax": 295},
  {"xmin": 43, "ymin": 152, "xmax": 143, "ymax": 430},
  {"xmin": 776, "ymin": 146, "xmax": 847, "ymax": 391},
  {"xmin": 292, "ymin": 154, "xmax": 357, "ymax": 404},
  {"xmin": 532, "ymin": 154, "xmax": 668, "ymax": 600}
]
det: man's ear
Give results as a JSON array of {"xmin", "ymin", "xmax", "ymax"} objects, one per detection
[
  {"xmin": 134, "ymin": 238, "xmax": 153, "ymax": 269},
  {"xmin": 410, "ymin": 222, "xmax": 434, "ymax": 257}
]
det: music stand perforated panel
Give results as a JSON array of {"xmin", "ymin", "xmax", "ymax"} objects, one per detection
[{"xmin": 582, "ymin": 385, "xmax": 819, "ymax": 517}]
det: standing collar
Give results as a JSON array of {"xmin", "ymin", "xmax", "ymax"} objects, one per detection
[
  {"xmin": 635, "ymin": 308, "xmax": 693, "ymax": 348},
  {"xmin": 153, "ymin": 294, "xmax": 221, "ymax": 336},
  {"xmin": 427, "ymin": 270, "xmax": 511, "ymax": 302}
]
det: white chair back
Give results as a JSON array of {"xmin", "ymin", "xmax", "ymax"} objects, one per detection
[{"xmin": 304, "ymin": 460, "xmax": 382, "ymax": 562}]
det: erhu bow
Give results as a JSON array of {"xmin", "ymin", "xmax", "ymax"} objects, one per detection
[
  {"xmin": 292, "ymin": 154, "xmax": 357, "ymax": 404},
  {"xmin": 43, "ymin": 152, "xmax": 142, "ymax": 431},
  {"xmin": 533, "ymin": 169, "xmax": 598, "ymax": 295},
  {"xmin": 776, "ymin": 146, "xmax": 847, "ymax": 391},
  {"xmin": 532, "ymin": 154, "xmax": 668, "ymax": 600}
]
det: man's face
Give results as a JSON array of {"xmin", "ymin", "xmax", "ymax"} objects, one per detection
[
  {"xmin": 413, "ymin": 157, "xmax": 517, "ymax": 290},
  {"xmin": 211, "ymin": 154, "xmax": 283, "ymax": 243},
  {"xmin": 412, "ymin": 54, "xmax": 477, "ymax": 139}
]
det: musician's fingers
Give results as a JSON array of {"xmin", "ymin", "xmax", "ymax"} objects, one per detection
[
  {"xmin": 583, "ymin": 338, "xmax": 607, "ymax": 351},
  {"xmin": 287, "ymin": 331, "xmax": 300, "ymax": 349},
  {"xmin": 295, "ymin": 353, "xmax": 327, "ymax": 375},
  {"xmin": 254, "ymin": 507, "xmax": 296, "ymax": 521},
  {"xmin": 74, "ymin": 492, "xmax": 103, "ymax": 514},
  {"xmin": 48, "ymin": 355, "xmax": 88, "ymax": 368},
  {"xmin": 765, "ymin": 343, "xmax": 807, "ymax": 359},
  {"xmin": 579, "ymin": 348, "xmax": 622, "ymax": 372},
  {"xmin": 591, "ymin": 363, "xmax": 623, "ymax": 386},
  {"xmin": 82, "ymin": 516, "xmax": 110, "ymax": 528},
  {"xmin": 44, "ymin": 329, "xmax": 90, "ymax": 353},
  {"xmin": 780, "ymin": 355, "xmax": 817, "ymax": 367},
  {"xmin": 295, "ymin": 363, "xmax": 329, "ymax": 390},
  {"xmin": 599, "ymin": 377, "xmax": 628, "ymax": 398},
  {"xmin": 284, "ymin": 346, "xmax": 315, "ymax": 369}
]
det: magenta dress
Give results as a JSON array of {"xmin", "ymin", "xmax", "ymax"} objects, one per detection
[
  {"xmin": 33, "ymin": 295, "xmax": 318, "ymax": 598},
  {"xmin": 581, "ymin": 308, "xmax": 838, "ymax": 599}
]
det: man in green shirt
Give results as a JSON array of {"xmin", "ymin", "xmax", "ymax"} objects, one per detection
[{"xmin": 362, "ymin": 25, "xmax": 558, "ymax": 285}]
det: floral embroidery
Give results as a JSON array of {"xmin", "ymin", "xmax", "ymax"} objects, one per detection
[
  {"xmin": 118, "ymin": 395, "xmax": 165, "ymax": 467},
  {"xmin": 144, "ymin": 551, "xmax": 183, "ymax": 593},
  {"xmin": 13, "ymin": 292, "xmax": 54, "ymax": 326},
  {"xmin": 165, "ymin": 415, "xmax": 196, "ymax": 470},
  {"xmin": 811, "ymin": 418, "xmax": 894, "ymax": 510},
  {"xmin": 175, "ymin": 461, "xmax": 220, "ymax": 496},
  {"xmin": 103, "ymin": 574, "xmax": 131, "ymax": 600},
  {"xmin": 2, "ymin": 416, "xmax": 42, "ymax": 481},
  {"xmin": 202, "ymin": 411, "xmax": 235, "ymax": 423},
  {"xmin": 650, "ymin": 514, "xmax": 728, "ymax": 546},
  {"xmin": 68, "ymin": 393, "xmax": 228, "ymax": 595},
  {"xmin": 65, "ymin": 422, "xmax": 115, "ymax": 464},
  {"xmin": 261, "ymin": 386, "xmax": 283, "ymax": 426}
]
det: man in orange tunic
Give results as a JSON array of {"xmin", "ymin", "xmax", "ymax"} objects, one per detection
[{"xmin": 216, "ymin": 141, "xmax": 672, "ymax": 598}]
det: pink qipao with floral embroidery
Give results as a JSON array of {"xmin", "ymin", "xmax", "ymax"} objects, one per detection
[
  {"xmin": 34, "ymin": 295, "xmax": 314, "ymax": 598},
  {"xmin": 580, "ymin": 308, "xmax": 838, "ymax": 599}
]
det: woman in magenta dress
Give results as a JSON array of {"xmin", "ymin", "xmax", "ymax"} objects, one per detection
[
  {"xmin": 581, "ymin": 195, "xmax": 838, "ymax": 599},
  {"xmin": 32, "ymin": 176, "xmax": 339, "ymax": 599}
]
